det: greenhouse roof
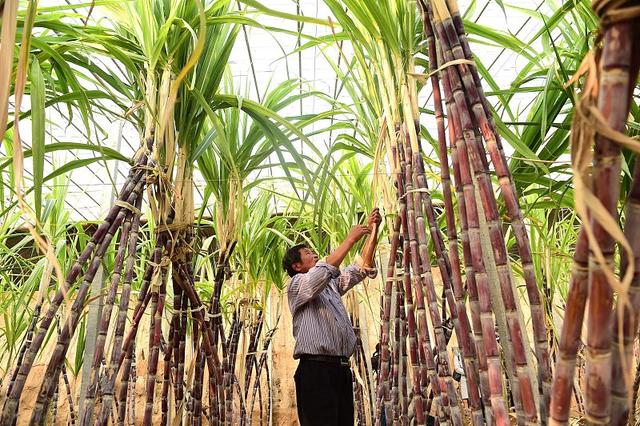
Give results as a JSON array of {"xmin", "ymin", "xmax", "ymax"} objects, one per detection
[{"xmin": 3, "ymin": 0, "xmax": 558, "ymax": 222}]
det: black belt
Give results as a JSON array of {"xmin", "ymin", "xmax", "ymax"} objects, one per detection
[{"xmin": 299, "ymin": 354, "xmax": 350, "ymax": 366}]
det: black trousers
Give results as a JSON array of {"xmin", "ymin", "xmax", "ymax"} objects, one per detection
[{"xmin": 294, "ymin": 359, "xmax": 354, "ymax": 426}]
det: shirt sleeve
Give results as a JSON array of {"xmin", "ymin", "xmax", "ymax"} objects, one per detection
[
  {"xmin": 288, "ymin": 261, "xmax": 340, "ymax": 313},
  {"xmin": 337, "ymin": 263, "xmax": 378, "ymax": 295}
]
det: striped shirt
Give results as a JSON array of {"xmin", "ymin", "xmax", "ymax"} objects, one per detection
[{"xmin": 288, "ymin": 261, "xmax": 377, "ymax": 359}]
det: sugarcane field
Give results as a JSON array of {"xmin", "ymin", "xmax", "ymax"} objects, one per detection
[{"xmin": 2, "ymin": 0, "xmax": 640, "ymax": 424}]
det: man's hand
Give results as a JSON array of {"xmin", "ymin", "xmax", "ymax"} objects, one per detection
[
  {"xmin": 367, "ymin": 208, "xmax": 382, "ymax": 227},
  {"xmin": 347, "ymin": 225, "xmax": 371, "ymax": 244}
]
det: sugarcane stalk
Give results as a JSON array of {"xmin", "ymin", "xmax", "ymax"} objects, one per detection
[
  {"xmin": 391, "ymin": 267, "xmax": 402, "ymax": 425},
  {"xmin": 430, "ymin": 2, "xmax": 541, "ymax": 420},
  {"xmin": 51, "ymin": 377, "xmax": 60, "ymax": 423},
  {"xmin": 7, "ymin": 298, "xmax": 42, "ymax": 399},
  {"xmin": 0, "ymin": 159, "xmax": 149, "ymax": 425},
  {"xmin": 143, "ymin": 246, "xmax": 169, "ymax": 426},
  {"xmin": 402, "ymin": 132, "xmax": 462, "ymax": 425},
  {"xmin": 375, "ymin": 146, "xmax": 403, "ymax": 425},
  {"xmin": 418, "ymin": 1, "xmax": 487, "ymax": 418},
  {"xmin": 114, "ymin": 235, "xmax": 163, "ymax": 426},
  {"xmin": 175, "ymin": 286, "xmax": 188, "ymax": 414},
  {"xmin": 96, "ymin": 193, "xmax": 145, "ymax": 425},
  {"xmin": 81, "ymin": 212, "xmax": 135, "ymax": 425},
  {"xmin": 61, "ymin": 361, "xmax": 76, "ymax": 426},
  {"xmin": 161, "ymin": 321, "xmax": 175, "ymax": 426},
  {"xmin": 424, "ymin": 8, "xmax": 494, "ymax": 421},
  {"xmin": 397, "ymin": 140, "xmax": 436, "ymax": 425},
  {"xmin": 169, "ymin": 282, "xmax": 184, "ymax": 419},
  {"xmin": 224, "ymin": 311, "xmax": 242, "ymax": 425},
  {"xmin": 583, "ymin": 6, "xmax": 638, "ymax": 423},
  {"xmin": 450, "ymin": 126, "xmax": 493, "ymax": 425},
  {"xmin": 353, "ymin": 344, "xmax": 365, "ymax": 426},
  {"xmin": 607, "ymin": 19, "xmax": 640, "ymax": 426},
  {"xmin": 630, "ymin": 352, "xmax": 640, "ymax": 426},
  {"xmin": 549, "ymin": 230, "xmax": 589, "ymax": 425},
  {"xmin": 127, "ymin": 352, "xmax": 137, "ymax": 426},
  {"xmin": 440, "ymin": 61, "xmax": 510, "ymax": 424},
  {"xmin": 403, "ymin": 123, "xmax": 464, "ymax": 426},
  {"xmin": 401, "ymin": 137, "xmax": 456, "ymax": 425},
  {"xmin": 433, "ymin": 1, "xmax": 552, "ymax": 417},
  {"xmin": 192, "ymin": 332, "xmax": 205, "ymax": 426},
  {"xmin": 247, "ymin": 328, "xmax": 276, "ymax": 425},
  {"xmin": 243, "ymin": 311, "xmax": 263, "ymax": 409},
  {"xmin": 173, "ymin": 262, "xmax": 224, "ymax": 419},
  {"xmin": 438, "ymin": 19, "xmax": 538, "ymax": 425},
  {"xmin": 29, "ymin": 180, "xmax": 145, "ymax": 425},
  {"xmin": 193, "ymin": 243, "xmax": 236, "ymax": 425},
  {"xmin": 612, "ymin": 243, "xmax": 640, "ymax": 426},
  {"xmin": 398, "ymin": 288, "xmax": 410, "ymax": 425}
]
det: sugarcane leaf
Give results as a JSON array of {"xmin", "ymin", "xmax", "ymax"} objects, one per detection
[
  {"xmin": 0, "ymin": 142, "xmax": 130, "ymax": 171},
  {"xmin": 239, "ymin": 0, "xmax": 331, "ymax": 26},
  {"xmin": 29, "ymin": 59, "xmax": 46, "ymax": 222}
]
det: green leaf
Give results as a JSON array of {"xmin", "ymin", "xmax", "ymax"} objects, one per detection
[
  {"xmin": 29, "ymin": 59, "xmax": 46, "ymax": 222},
  {"xmin": 0, "ymin": 142, "xmax": 131, "ymax": 171}
]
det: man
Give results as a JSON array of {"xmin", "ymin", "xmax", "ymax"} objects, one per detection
[{"xmin": 283, "ymin": 208, "xmax": 382, "ymax": 426}]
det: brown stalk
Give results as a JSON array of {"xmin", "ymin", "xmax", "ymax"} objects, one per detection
[
  {"xmin": 98, "ymin": 194, "xmax": 147, "ymax": 424},
  {"xmin": 418, "ymin": 9, "xmax": 485, "ymax": 421},
  {"xmin": 548, "ymin": 230, "xmax": 589, "ymax": 425},
  {"xmin": 612, "ymin": 161, "xmax": 640, "ymax": 425},
  {"xmin": 391, "ymin": 263, "xmax": 403, "ymax": 424},
  {"xmin": 142, "ymin": 245, "xmax": 169, "ymax": 426},
  {"xmin": 81, "ymin": 212, "xmax": 135, "ymax": 424},
  {"xmin": 403, "ymin": 131, "xmax": 463, "ymax": 425},
  {"xmin": 399, "ymin": 137, "xmax": 452, "ymax": 425},
  {"xmin": 450, "ymin": 124, "xmax": 493, "ymax": 424},
  {"xmin": 429, "ymin": 3, "xmax": 540, "ymax": 422},
  {"xmin": 30, "ymin": 180, "xmax": 146, "ymax": 425},
  {"xmin": 436, "ymin": 1, "xmax": 552, "ymax": 416},
  {"xmin": 439, "ymin": 53, "xmax": 510, "ymax": 425},
  {"xmin": 375, "ymin": 213, "xmax": 401, "ymax": 425},
  {"xmin": 0, "ymin": 162, "xmax": 149, "ymax": 425},
  {"xmin": 583, "ymin": 7, "xmax": 638, "ymax": 423}
]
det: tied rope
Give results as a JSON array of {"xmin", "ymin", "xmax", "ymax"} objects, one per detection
[{"xmin": 569, "ymin": 0, "xmax": 640, "ymax": 413}]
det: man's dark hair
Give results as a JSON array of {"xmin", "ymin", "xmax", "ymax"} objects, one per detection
[{"xmin": 282, "ymin": 244, "xmax": 307, "ymax": 278}]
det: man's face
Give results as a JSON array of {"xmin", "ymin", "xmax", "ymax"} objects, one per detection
[{"xmin": 292, "ymin": 247, "xmax": 318, "ymax": 274}]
